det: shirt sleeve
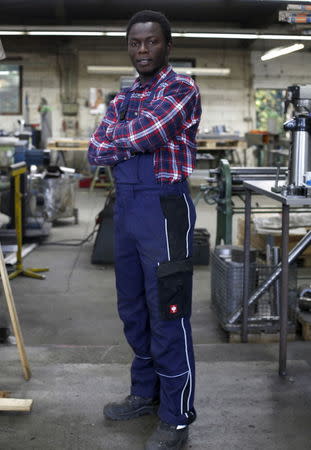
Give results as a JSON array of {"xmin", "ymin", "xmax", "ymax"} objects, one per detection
[
  {"xmin": 87, "ymin": 98, "xmax": 132, "ymax": 166},
  {"xmin": 105, "ymin": 81, "xmax": 199, "ymax": 153}
]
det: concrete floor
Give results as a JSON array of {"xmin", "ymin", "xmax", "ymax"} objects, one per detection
[{"xmin": 0, "ymin": 188, "xmax": 311, "ymax": 450}]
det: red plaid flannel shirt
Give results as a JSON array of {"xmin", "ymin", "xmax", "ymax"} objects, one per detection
[{"xmin": 88, "ymin": 65, "xmax": 201, "ymax": 183}]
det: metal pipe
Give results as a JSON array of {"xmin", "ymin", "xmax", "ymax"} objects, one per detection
[
  {"xmin": 210, "ymin": 166, "xmax": 287, "ymax": 175},
  {"xmin": 273, "ymin": 247, "xmax": 280, "ymax": 316},
  {"xmin": 228, "ymin": 229, "xmax": 311, "ymax": 324},
  {"xmin": 242, "ymin": 189, "xmax": 251, "ymax": 342},
  {"xmin": 279, "ymin": 204, "xmax": 289, "ymax": 377},
  {"xmin": 232, "ymin": 208, "xmax": 311, "ymax": 213}
]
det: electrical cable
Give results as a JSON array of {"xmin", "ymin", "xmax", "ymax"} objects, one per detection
[
  {"xmin": 40, "ymin": 189, "xmax": 112, "ymax": 247},
  {"xmin": 41, "ymin": 224, "xmax": 98, "ymax": 247}
]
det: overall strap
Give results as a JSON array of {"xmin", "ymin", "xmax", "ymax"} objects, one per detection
[
  {"xmin": 119, "ymin": 90, "xmax": 133, "ymax": 121},
  {"xmin": 119, "ymin": 86, "xmax": 157, "ymax": 121}
]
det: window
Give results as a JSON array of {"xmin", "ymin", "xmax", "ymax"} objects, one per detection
[
  {"xmin": 0, "ymin": 64, "xmax": 22, "ymax": 115},
  {"xmin": 255, "ymin": 89, "xmax": 284, "ymax": 133}
]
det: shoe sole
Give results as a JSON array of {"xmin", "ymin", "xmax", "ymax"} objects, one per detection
[
  {"xmin": 104, "ymin": 404, "xmax": 158, "ymax": 421},
  {"xmin": 145, "ymin": 435, "xmax": 188, "ymax": 450},
  {"xmin": 144, "ymin": 428, "xmax": 189, "ymax": 449},
  {"xmin": 179, "ymin": 436, "xmax": 189, "ymax": 449}
]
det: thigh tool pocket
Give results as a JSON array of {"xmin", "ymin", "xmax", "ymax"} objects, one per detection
[{"xmin": 157, "ymin": 258, "xmax": 193, "ymax": 320}]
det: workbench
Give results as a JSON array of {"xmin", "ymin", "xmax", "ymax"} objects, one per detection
[
  {"xmin": 47, "ymin": 138, "xmax": 113, "ymax": 190},
  {"xmin": 196, "ymin": 135, "xmax": 246, "ymax": 166},
  {"xmin": 48, "ymin": 137, "xmax": 246, "ymax": 165},
  {"xmin": 47, "ymin": 138, "xmax": 88, "ymax": 150},
  {"xmin": 47, "ymin": 138, "xmax": 88, "ymax": 165},
  {"xmin": 241, "ymin": 180, "xmax": 311, "ymax": 376}
]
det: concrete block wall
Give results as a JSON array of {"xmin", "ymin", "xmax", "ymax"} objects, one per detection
[
  {"xmin": 79, "ymin": 47, "xmax": 255, "ymax": 138},
  {"xmin": 251, "ymin": 50, "xmax": 311, "ymax": 89},
  {"xmin": 0, "ymin": 53, "xmax": 61, "ymax": 135},
  {"xmin": 187, "ymin": 48, "xmax": 254, "ymax": 135},
  {"xmin": 78, "ymin": 49, "xmax": 131, "ymax": 139},
  {"xmin": 0, "ymin": 44, "xmax": 309, "ymax": 145},
  {"xmin": 2, "ymin": 46, "xmax": 254, "ymax": 139}
]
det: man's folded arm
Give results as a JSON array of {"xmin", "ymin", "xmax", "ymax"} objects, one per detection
[
  {"xmin": 87, "ymin": 99, "xmax": 132, "ymax": 166},
  {"xmin": 88, "ymin": 137, "xmax": 132, "ymax": 166},
  {"xmin": 106, "ymin": 82, "xmax": 200, "ymax": 153}
]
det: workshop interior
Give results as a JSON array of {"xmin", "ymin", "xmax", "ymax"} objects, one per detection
[{"xmin": 1, "ymin": 1, "xmax": 311, "ymax": 448}]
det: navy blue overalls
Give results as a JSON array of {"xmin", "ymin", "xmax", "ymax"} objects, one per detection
[{"xmin": 112, "ymin": 89, "xmax": 196, "ymax": 426}]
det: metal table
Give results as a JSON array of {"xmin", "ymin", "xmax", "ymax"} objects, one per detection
[{"xmin": 242, "ymin": 180, "xmax": 311, "ymax": 376}]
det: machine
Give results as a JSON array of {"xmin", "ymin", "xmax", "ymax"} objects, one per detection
[
  {"xmin": 276, "ymin": 84, "xmax": 311, "ymax": 197},
  {"xmin": 193, "ymin": 160, "xmax": 288, "ymax": 245}
]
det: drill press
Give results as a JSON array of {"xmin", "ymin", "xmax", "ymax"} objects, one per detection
[{"xmin": 276, "ymin": 85, "xmax": 311, "ymax": 197}]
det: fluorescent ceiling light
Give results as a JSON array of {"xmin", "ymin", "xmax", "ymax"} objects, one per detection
[
  {"xmin": 259, "ymin": 34, "xmax": 311, "ymax": 40},
  {"xmin": 28, "ymin": 31, "xmax": 104, "ymax": 36},
  {"xmin": 175, "ymin": 67, "xmax": 230, "ymax": 76},
  {"xmin": 87, "ymin": 65, "xmax": 230, "ymax": 77},
  {"xmin": 261, "ymin": 43, "xmax": 304, "ymax": 61},
  {"xmin": 1, "ymin": 28, "xmax": 311, "ymax": 41},
  {"xmin": 0, "ymin": 71, "xmax": 10, "ymax": 75},
  {"xmin": 176, "ymin": 32, "xmax": 311, "ymax": 40},
  {"xmin": 104, "ymin": 31, "xmax": 126, "ymax": 37},
  {"xmin": 182, "ymin": 32, "xmax": 258, "ymax": 39},
  {"xmin": 0, "ymin": 31, "xmax": 25, "ymax": 35},
  {"xmin": 87, "ymin": 66, "xmax": 135, "ymax": 75}
]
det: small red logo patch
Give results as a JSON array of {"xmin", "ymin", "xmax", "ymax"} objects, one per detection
[{"xmin": 170, "ymin": 304, "xmax": 178, "ymax": 314}]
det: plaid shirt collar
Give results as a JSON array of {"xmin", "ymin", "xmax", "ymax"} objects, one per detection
[{"xmin": 130, "ymin": 65, "xmax": 173, "ymax": 92}]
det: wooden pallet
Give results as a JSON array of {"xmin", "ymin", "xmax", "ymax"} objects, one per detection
[
  {"xmin": 228, "ymin": 331, "xmax": 296, "ymax": 343},
  {"xmin": 297, "ymin": 311, "xmax": 311, "ymax": 340}
]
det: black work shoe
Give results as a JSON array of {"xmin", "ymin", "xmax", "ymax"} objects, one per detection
[
  {"xmin": 103, "ymin": 395, "xmax": 159, "ymax": 421},
  {"xmin": 145, "ymin": 421, "xmax": 189, "ymax": 449}
]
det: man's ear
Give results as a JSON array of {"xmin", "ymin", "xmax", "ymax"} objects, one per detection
[{"xmin": 166, "ymin": 40, "xmax": 172, "ymax": 57}]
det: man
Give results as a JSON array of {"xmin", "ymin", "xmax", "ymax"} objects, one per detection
[
  {"xmin": 38, "ymin": 97, "xmax": 52, "ymax": 149},
  {"xmin": 88, "ymin": 10, "xmax": 201, "ymax": 450}
]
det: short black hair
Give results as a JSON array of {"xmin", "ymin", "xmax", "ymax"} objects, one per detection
[{"xmin": 126, "ymin": 10, "xmax": 172, "ymax": 44}]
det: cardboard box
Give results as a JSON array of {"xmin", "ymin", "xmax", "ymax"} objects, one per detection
[{"xmin": 236, "ymin": 217, "xmax": 311, "ymax": 261}]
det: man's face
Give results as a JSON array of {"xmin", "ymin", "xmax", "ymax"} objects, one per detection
[{"xmin": 127, "ymin": 22, "xmax": 171, "ymax": 83}]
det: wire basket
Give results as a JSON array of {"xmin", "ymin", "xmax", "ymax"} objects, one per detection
[
  {"xmin": 211, "ymin": 245, "xmax": 298, "ymax": 331},
  {"xmin": 254, "ymin": 263, "xmax": 297, "ymax": 323},
  {"xmin": 211, "ymin": 246, "xmax": 257, "ymax": 325}
]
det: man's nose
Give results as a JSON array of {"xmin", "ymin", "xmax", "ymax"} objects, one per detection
[{"xmin": 138, "ymin": 42, "xmax": 148, "ymax": 53}]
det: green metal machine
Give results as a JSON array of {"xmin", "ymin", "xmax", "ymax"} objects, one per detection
[{"xmin": 194, "ymin": 159, "xmax": 289, "ymax": 245}]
